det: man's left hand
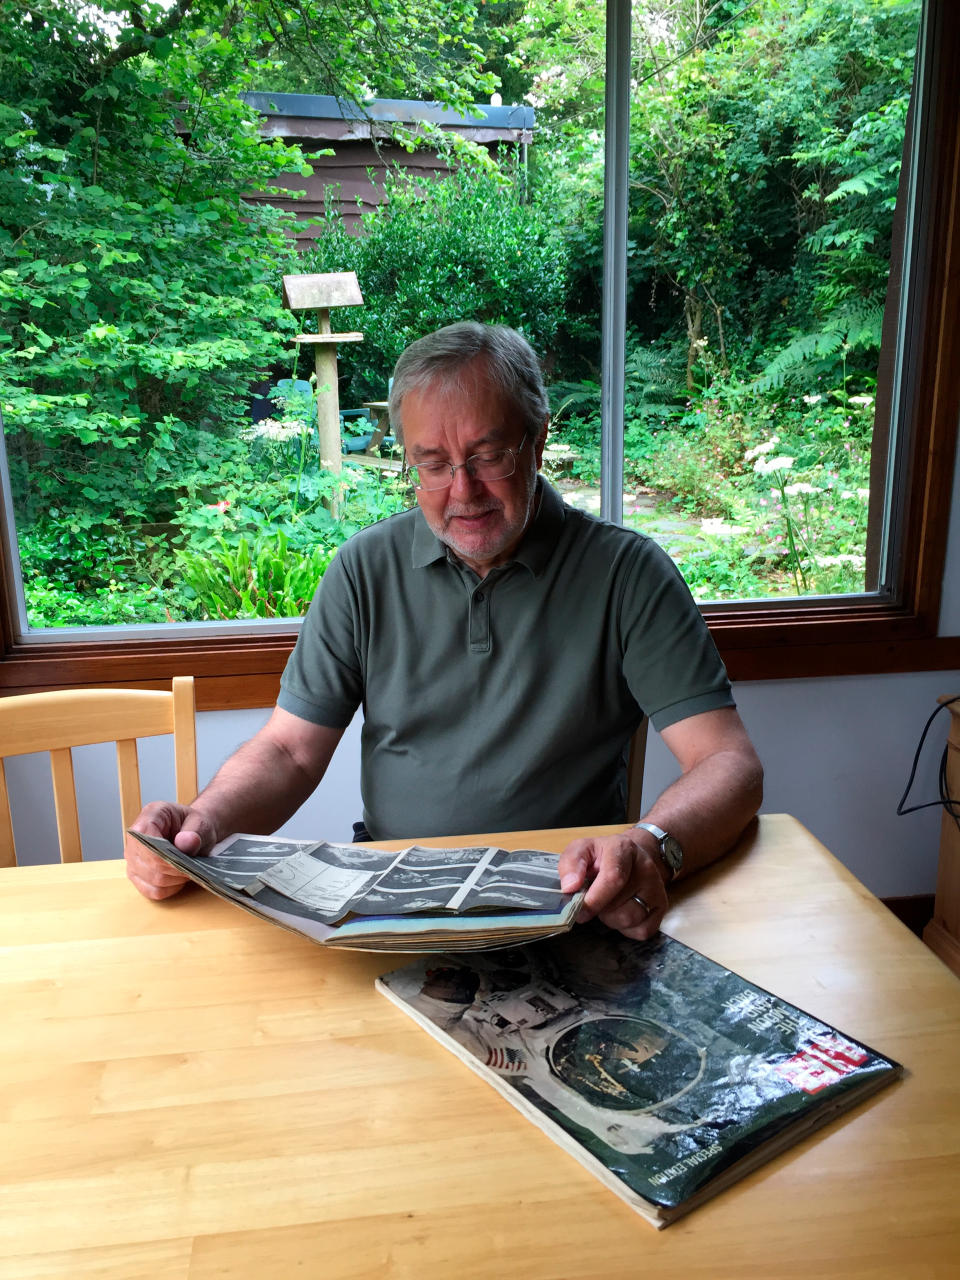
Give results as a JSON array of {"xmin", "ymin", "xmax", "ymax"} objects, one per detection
[{"xmin": 558, "ymin": 830, "xmax": 668, "ymax": 940}]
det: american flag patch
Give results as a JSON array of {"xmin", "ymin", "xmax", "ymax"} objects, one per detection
[{"xmin": 486, "ymin": 1046, "xmax": 526, "ymax": 1072}]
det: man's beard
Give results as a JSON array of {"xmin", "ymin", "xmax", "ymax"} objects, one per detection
[{"xmin": 427, "ymin": 483, "xmax": 536, "ymax": 569}]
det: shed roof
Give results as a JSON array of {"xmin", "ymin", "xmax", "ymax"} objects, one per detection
[{"xmin": 241, "ymin": 92, "xmax": 534, "ymax": 143}]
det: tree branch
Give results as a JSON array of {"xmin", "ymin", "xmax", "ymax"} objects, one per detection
[{"xmin": 101, "ymin": 0, "xmax": 196, "ymax": 71}]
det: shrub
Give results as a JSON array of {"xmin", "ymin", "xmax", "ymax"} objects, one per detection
[
  {"xmin": 298, "ymin": 163, "xmax": 569, "ymax": 403},
  {"xmin": 176, "ymin": 531, "xmax": 337, "ymax": 620}
]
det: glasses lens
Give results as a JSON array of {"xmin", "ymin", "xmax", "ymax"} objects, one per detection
[
  {"xmin": 408, "ymin": 465, "xmax": 448, "ymax": 491},
  {"xmin": 407, "ymin": 437, "xmax": 524, "ymax": 490},
  {"xmin": 469, "ymin": 451, "xmax": 516, "ymax": 482}
]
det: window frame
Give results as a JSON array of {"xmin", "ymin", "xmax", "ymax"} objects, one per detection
[{"xmin": 1, "ymin": 0, "xmax": 958, "ymax": 708}]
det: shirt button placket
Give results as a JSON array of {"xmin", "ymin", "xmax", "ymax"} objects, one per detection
[{"xmin": 469, "ymin": 587, "xmax": 490, "ymax": 653}]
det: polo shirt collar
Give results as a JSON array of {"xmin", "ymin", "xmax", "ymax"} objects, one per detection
[
  {"xmin": 412, "ymin": 507, "xmax": 447, "ymax": 568},
  {"xmin": 410, "ymin": 477, "xmax": 566, "ymax": 576}
]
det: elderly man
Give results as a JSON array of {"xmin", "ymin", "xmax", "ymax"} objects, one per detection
[{"xmin": 125, "ymin": 322, "xmax": 762, "ymax": 939}]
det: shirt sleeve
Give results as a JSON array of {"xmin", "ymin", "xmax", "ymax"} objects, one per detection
[
  {"xmin": 619, "ymin": 537, "xmax": 734, "ymax": 732},
  {"xmin": 277, "ymin": 546, "xmax": 365, "ymax": 728}
]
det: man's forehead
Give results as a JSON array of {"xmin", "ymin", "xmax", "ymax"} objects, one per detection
[{"xmin": 402, "ymin": 379, "xmax": 515, "ymax": 454}]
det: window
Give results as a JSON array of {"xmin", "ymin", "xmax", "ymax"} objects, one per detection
[
  {"xmin": 611, "ymin": 0, "xmax": 919, "ymax": 607},
  {"xmin": 601, "ymin": 0, "xmax": 960, "ymax": 678},
  {"xmin": 1, "ymin": 0, "xmax": 958, "ymax": 704}
]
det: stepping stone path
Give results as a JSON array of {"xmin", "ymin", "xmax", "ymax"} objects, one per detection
[{"xmin": 558, "ymin": 482, "xmax": 708, "ymax": 560}]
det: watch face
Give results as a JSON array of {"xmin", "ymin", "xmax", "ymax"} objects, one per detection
[{"xmin": 661, "ymin": 835, "xmax": 683, "ymax": 874}]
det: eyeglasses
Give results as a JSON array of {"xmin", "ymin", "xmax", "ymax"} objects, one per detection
[{"xmin": 405, "ymin": 434, "xmax": 529, "ymax": 491}]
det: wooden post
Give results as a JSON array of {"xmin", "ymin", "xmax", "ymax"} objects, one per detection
[
  {"xmin": 923, "ymin": 695, "xmax": 960, "ymax": 977},
  {"xmin": 281, "ymin": 272, "xmax": 365, "ymax": 478}
]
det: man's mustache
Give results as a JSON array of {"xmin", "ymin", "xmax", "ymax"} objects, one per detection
[{"xmin": 442, "ymin": 500, "xmax": 503, "ymax": 519}]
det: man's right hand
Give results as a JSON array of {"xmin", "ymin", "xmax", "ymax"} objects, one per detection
[
  {"xmin": 123, "ymin": 709, "xmax": 346, "ymax": 901},
  {"xmin": 124, "ymin": 801, "xmax": 219, "ymax": 900}
]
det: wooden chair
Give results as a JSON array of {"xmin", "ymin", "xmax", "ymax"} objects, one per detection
[
  {"xmin": 0, "ymin": 677, "xmax": 198, "ymax": 867},
  {"xmin": 626, "ymin": 717, "xmax": 649, "ymax": 824}
]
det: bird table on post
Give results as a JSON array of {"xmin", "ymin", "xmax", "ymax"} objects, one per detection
[{"xmin": 281, "ymin": 271, "xmax": 365, "ymax": 485}]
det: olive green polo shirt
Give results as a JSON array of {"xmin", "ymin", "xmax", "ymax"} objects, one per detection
[{"xmin": 278, "ymin": 479, "xmax": 733, "ymax": 840}]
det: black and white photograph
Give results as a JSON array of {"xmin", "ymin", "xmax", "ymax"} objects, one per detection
[{"xmin": 127, "ymin": 830, "xmax": 586, "ymax": 950}]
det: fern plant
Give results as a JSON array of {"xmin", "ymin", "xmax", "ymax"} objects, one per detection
[{"xmin": 754, "ymin": 303, "xmax": 884, "ymax": 392}]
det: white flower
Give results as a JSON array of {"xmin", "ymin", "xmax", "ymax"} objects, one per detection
[
  {"xmin": 783, "ymin": 482, "xmax": 819, "ymax": 496},
  {"xmin": 700, "ymin": 518, "xmax": 747, "ymax": 538},
  {"xmin": 242, "ymin": 418, "xmax": 304, "ymax": 442},
  {"xmin": 857, "ymin": 488, "xmax": 870, "ymax": 499},
  {"xmin": 753, "ymin": 455, "xmax": 795, "ymax": 474},
  {"xmin": 848, "ymin": 394, "xmax": 874, "ymax": 406},
  {"xmin": 802, "ymin": 394, "xmax": 822, "ymax": 405},
  {"xmin": 744, "ymin": 436, "xmax": 780, "ymax": 462},
  {"xmin": 814, "ymin": 554, "xmax": 867, "ymax": 568}
]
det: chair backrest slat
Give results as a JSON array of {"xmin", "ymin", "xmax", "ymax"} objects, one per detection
[
  {"xmin": 172, "ymin": 676, "xmax": 199, "ymax": 805},
  {"xmin": 50, "ymin": 747, "xmax": 83, "ymax": 864},
  {"xmin": 626, "ymin": 717, "xmax": 649, "ymax": 825},
  {"xmin": 0, "ymin": 689, "xmax": 178, "ymax": 758},
  {"xmin": 116, "ymin": 738, "xmax": 143, "ymax": 835},
  {"xmin": 0, "ymin": 678, "xmax": 197, "ymax": 866}
]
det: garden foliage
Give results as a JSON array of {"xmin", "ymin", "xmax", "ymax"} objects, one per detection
[
  {"xmin": 0, "ymin": 0, "xmax": 922, "ymax": 621},
  {"xmin": 297, "ymin": 163, "xmax": 568, "ymax": 407},
  {"xmin": 537, "ymin": 0, "xmax": 919, "ymax": 598},
  {"xmin": 0, "ymin": 0, "xmax": 498, "ymax": 622}
]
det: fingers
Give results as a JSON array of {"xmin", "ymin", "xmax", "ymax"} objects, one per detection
[
  {"xmin": 561, "ymin": 832, "xmax": 669, "ymax": 940},
  {"xmin": 173, "ymin": 827, "xmax": 205, "ymax": 855},
  {"xmin": 558, "ymin": 838, "xmax": 592, "ymax": 894},
  {"xmin": 595, "ymin": 885, "xmax": 667, "ymax": 941},
  {"xmin": 125, "ymin": 861, "xmax": 187, "ymax": 901},
  {"xmin": 577, "ymin": 834, "xmax": 638, "ymax": 919},
  {"xmin": 124, "ymin": 801, "xmax": 213, "ymax": 901}
]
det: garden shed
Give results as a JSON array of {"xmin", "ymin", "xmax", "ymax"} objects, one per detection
[{"xmin": 240, "ymin": 92, "xmax": 535, "ymax": 242}]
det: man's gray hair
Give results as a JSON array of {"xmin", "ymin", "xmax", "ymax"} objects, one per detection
[{"xmin": 388, "ymin": 322, "xmax": 549, "ymax": 444}]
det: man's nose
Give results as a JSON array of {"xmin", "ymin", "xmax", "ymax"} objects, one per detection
[{"xmin": 448, "ymin": 461, "xmax": 483, "ymax": 499}]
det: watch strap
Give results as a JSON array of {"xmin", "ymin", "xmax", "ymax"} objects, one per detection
[
  {"xmin": 635, "ymin": 821, "xmax": 668, "ymax": 843},
  {"xmin": 634, "ymin": 821, "xmax": 682, "ymax": 880}
]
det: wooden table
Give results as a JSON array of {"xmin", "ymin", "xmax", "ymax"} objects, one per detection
[{"xmin": 2, "ymin": 816, "xmax": 958, "ymax": 1279}]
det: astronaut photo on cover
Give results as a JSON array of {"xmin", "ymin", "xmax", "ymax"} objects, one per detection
[{"xmin": 408, "ymin": 931, "xmax": 711, "ymax": 1155}]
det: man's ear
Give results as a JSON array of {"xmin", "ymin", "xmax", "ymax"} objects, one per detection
[{"xmin": 534, "ymin": 417, "xmax": 549, "ymax": 469}]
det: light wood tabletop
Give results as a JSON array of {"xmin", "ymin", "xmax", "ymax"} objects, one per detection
[{"xmin": 1, "ymin": 815, "xmax": 958, "ymax": 1279}]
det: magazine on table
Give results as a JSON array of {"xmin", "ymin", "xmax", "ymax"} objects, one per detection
[
  {"xmin": 376, "ymin": 924, "xmax": 903, "ymax": 1227},
  {"xmin": 128, "ymin": 830, "xmax": 585, "ymax": 951}
]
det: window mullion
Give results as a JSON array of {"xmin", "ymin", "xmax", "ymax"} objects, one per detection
[
  {"xmin": 0, "ymin": 408, "xmax": 29, "ymax": 645},
  {"xmin": 600, "ymin": 0, "xmax": 631, "ymax": 526}
]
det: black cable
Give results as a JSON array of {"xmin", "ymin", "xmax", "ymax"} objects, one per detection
[{"xmin": 896, "ymin": 694, "xmax": 960, "ymax": 831}]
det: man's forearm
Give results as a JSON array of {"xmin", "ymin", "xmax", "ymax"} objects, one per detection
[
  {"xmin": 125, "ymin": 711, "xmax": 344, "ymax": 900},
  {"xmin": 637, "ymin": 745, "xmax": 763, "ymax": 879},
  {"xmin": 188, "ymin": 718, "xmax": 344, "ymax": 845}
]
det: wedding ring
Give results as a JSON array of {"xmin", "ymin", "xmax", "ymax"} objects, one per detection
[{"xmin": 632, "ymin": 895, "xmax": 652, "ymax": 916}]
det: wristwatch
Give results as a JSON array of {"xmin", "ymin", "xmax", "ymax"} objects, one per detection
[{"xmin": 634, "ymin": 821, "xmax": 684, "ymax": 881}]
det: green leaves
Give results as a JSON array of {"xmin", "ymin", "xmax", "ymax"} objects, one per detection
[
  {"xmin": 302, "ymin": 162, "xmax": 568, "ymax": 406},
  {"xmin": 0, "ymin": 0, "xmax": 920, "ymax": 619},
  {"xmin": 176, "ymin": 531, "xmax": 337, "ymax": 620}
]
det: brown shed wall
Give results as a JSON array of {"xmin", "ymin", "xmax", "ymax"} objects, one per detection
[{"xmin": 244, "ymin": 139, "xmax": 456, "ymax": 241}]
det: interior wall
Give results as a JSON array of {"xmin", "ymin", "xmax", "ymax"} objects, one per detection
[
  {"xmin": 209, "ymin": 670, "xmax": 960, "ymax": 898},
  {"xmin": 9, "ymin": 669, "xmax": 958, "ymax": 899},
  {"xmin": 644, "ymin": 671, "xmax": 958, "ymax": 899},
  {"xmin": 5, "ymin": 711, "xmax": 364, "ymax": 869}
]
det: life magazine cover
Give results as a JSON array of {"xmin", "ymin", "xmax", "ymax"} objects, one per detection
[{"xmin": 377, "ymin": 925, "xmax": 902, "ymax": 1225}]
